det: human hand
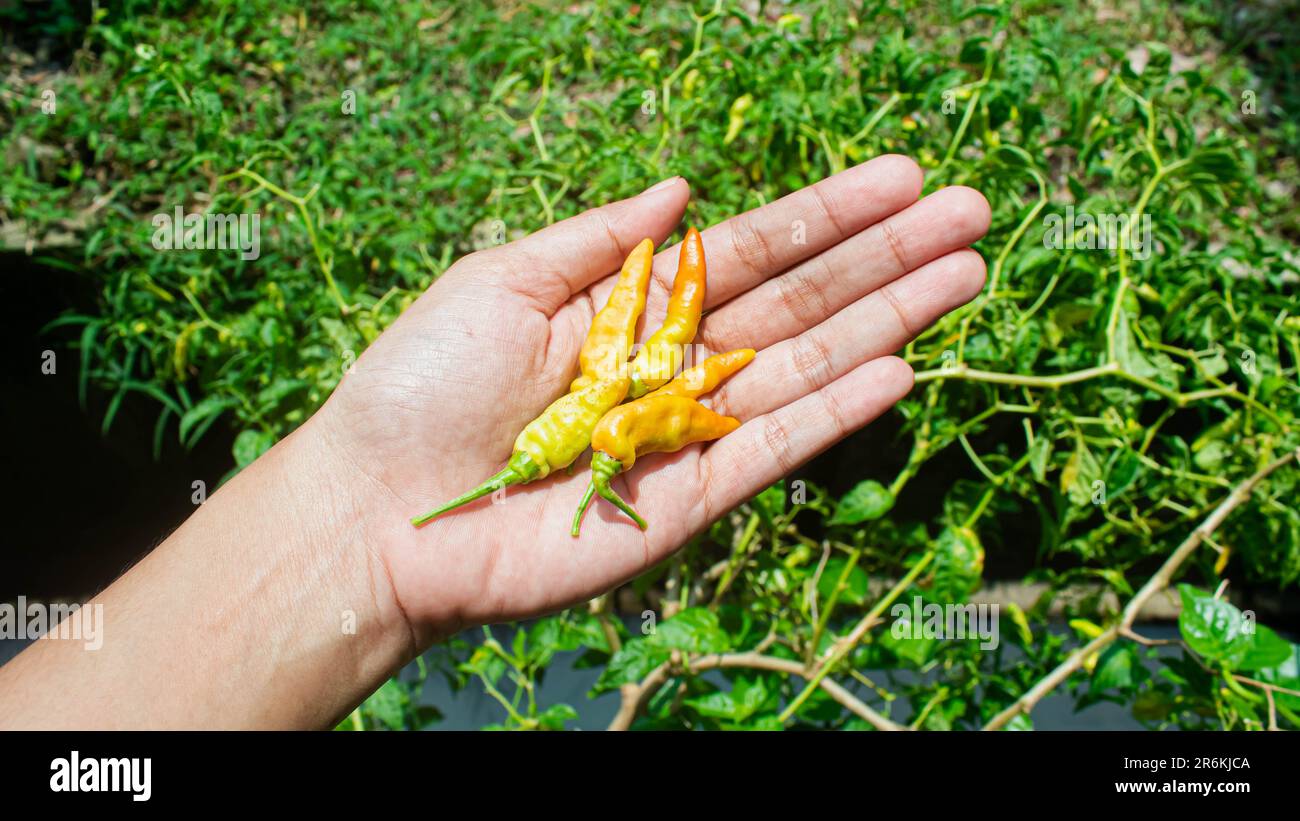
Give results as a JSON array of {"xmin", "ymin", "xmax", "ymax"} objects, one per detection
[{"xmin": 315, "ymin": 155, "xmax": 991, "ymax": 642}]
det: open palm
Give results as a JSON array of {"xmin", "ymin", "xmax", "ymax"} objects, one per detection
[{"xmin": 319, "ymin": 155, "xmax": 990, "ymax": 639}]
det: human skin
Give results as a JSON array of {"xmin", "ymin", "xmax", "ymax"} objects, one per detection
[{"xmin": 0, "ymin": 155, "xmax": 990, "ymax": 728}]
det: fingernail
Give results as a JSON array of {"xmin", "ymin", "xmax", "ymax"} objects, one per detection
[{"xmin": 641, "ymin": 176, "xmax": 682, "ymax": 195}]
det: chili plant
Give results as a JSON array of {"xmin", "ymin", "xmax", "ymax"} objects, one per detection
[{"xmin": 3, "ymin": 0, "xmax": 1297, "ymax": 729}]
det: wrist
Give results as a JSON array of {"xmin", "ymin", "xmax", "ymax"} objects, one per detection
[
  {"xmin": 0, "ymin": 409, "xmax": 423, "ymax": 730},
  {"xmin": 308, "ymin": 389, "xmax": 497, "ymax": 647},
  {"xmin": 271, "ymin": 412, "xmax": 422, "ymax": 714}
]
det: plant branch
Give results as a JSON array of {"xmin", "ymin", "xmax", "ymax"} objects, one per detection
[
  {"xmin": 607, "ymin": 644, "xmax": 905, "ymax": 732},
  {"xmin": 982, "ymin": 448, "xmax": 1298, "ymax": 730}
]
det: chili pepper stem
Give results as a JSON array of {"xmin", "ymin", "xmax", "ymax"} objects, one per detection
[
  {"xmin": 410, "ymin": 470, "xmax": 516, "ymax": 526},
  {"xmin": 583, "ymin": 451, "xmax": 647, "ymax": 531},
  {"xmin": 596, "ymin": 479, "xmax": 648, "ymax": 530},
  {"xmin": 570, "ymin": 482, "xmax": 597, "ymax": 537},
  {"xmin": 411, "ymin": 452, "xmax": 540, "ymax": 527}
]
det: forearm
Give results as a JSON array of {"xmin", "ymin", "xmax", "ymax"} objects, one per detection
[{"xmin": 0, "ymin": 416, "xmax": 414, "ymax": 729}]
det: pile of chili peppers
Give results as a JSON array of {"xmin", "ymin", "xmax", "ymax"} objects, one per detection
[{"xmin": 411, "ymin": 228, "xmax": 753, "ymax": 535}]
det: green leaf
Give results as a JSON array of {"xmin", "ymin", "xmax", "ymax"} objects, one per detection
[
  {"xmin": 232, "ymin": 428, "xmax": 276, "ymax": 468},
  {"xmin": 744, "ymin": 714, "xmax": 785, "ymax": 731},
  {"xmin": 817, "ymin": 557, "xmax": 870, "ymax": 606},
  {"xmin": 1091, "ymin": 643, "xmax": 1136, "ymax": 692},
  {"xmin": 1005, "ymin": 602, "xmax": 1034, "ymax": 647},
  {"xmin": 732, "ymin": 675, "xmax": 771, "ymax": 721},
  {"xmin": 1029, "ymin": 434, "xmax": 1052, "ymax": 484},
  {"xmin": 122, "ymin": 379, "xmax": 183, "ymax": 416},
  {"xmin": 792, "ymin": 683, "xmax": 843, "ymax": 723},
  {"xmin": 1193, "ymin": 439, "xmax": 1228, "ymax": 473},
  {"xmin": 101, "ymin": 386, "xmax": 126, "ymax": 436},
  {"xmin": 753, "ymin": 481, "xmax": 786, "ymax": 526},
  {"xmin": 529, "ymin": 616, "xmax": 560, "ymax": 648},
  {"xmin": 829, "ymin": 480, "xmax": 893, "ymax": 526},
  {"xmin": 959, "ymin": 36, "xmax": 989, "ymax": 65},
  {"xmin": 958, "ymin": 5, "xmax": 1004, "ymax": 21},
  {"xmin": 1106, "ymin": 450, "xmax": 1142, "ymax": 498},
  {"xmin": 1240, "ymin": 624, "xmax": 1292, "ymax": 672},
  {"xmin": 1061, "ymin": 437, "xmax": 1102, "ymax": 506},
  {"xmin": 557, "ymin": 613, "xmax": 611, "ymax": 654},
  {"xmin": 1255, "ymin": 643, "xmax": 1300, "ymax": 709},
  {"xmin": 593, "ymin": 638, "xmax": 669, "ymax": 694},
  {"xmin": 254, "ymin": 377, "xmax": 309, "ymax": 411},
  {"xmin": 1198, "ymin": 348, "xmax": 1229, "ymax": 378},
  {"xmin": 459, "ymin": 644, "xmax": 506, "ymax": 687},
  {"xmin": 1177, "ymin": 585, "xmax": 1252, "ymax": 668},
  {"xmin": 932, "ymin": 526, "xmax": 984, "ymax": 599},
  {"xmin": 77, "ymin": 321, "xmax": 100, "ymax": 409},
  {"xmin": 1069, "ymin": 618, "xmax": 1106, "ymax": 640},
  {"xmin": 1004, "ymin": 713, "xmax": 1033, "ymax": 731},
  {"xmin": 179, "ymin": 394, "xmax": 239, "ymax": 444},
  {"xmin": 1140, "ymin": 42, "xmax": 1171, "ymax": 79},
  {"xmin": 684, "ymin": 689, "xmax": 737, "ymax": 720},
  {"xmin": 363, "ymin": 678, "xmax": 409, "ymax": 731},
  {"xmin": 537, "ymin": 703, "xmax": 578, "ymax": 730},
  {"xmin": 651, "ymin": 607, "xmax": 729, "ymax": 654},
  {"xmin": 1113, "ymin": 311, "xmax": 1175, "ymax": 389},
  {"xmin": 878, "ymin": 624, "xmax": 939, "ymax": 667}
]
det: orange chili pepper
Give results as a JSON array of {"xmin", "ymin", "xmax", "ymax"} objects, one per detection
[
  {"xmin": 571, "ymin": 348, "xmax": 755, "ymax": 535},
  {"xmin": 650, "ymin": 347, "xmax": 754, "ymax": 400},
  {"xmin": 626, "ymin": 227, "xmax": 707, "ymax": 398}
]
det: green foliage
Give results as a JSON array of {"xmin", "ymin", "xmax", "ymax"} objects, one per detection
[
  {"xmin": 1102, "ymin": 585, "xmax": 1300, "ymax": 729},
  {"xmin": 4, "ymin": 0, "xmax": 1298, "ymax": 729},
  {"xmin": 339, "ymin": 657, "xmax": 443, "ymax": 731}
]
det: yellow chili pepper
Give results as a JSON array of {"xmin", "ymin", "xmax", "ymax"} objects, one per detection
[
  {"xmin": 626, "ymin": 227, "xmax": 707, "ymax": 399},
  {"xmin": 411, "ymin": 240, "xmax": 655, "ymax": 527},
  {"xmin": 572, "ymin": 238, "xmax": 655, "ymax": 391},
  {"xmin": 724, "ymin": 94, "xmax": 753, "ymax": 146},
  {"xmin": 571, "ymin": 348, "xmax": 755, "ymax": 535},
  {"xmin": 512, "ymin": 375, "xmax": 630, "ymax": 479}
]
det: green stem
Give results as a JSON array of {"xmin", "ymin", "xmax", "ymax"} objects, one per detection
[
  {"xmin": 842, "ymin": 92, "xmax": 901, "ymax": 148},
  {"xmin": 711, "ymin": 513, "xmax": 761, "ymax": 606},
  {"xmin": 660, "ymin": 0, "xmax": 723, "ymax": 118},
  {"xmin": 225, "ymin": 168, "xmax": 350, "ymax": 315},
  {"xmin": 410, "ymin": 452, "xmax": 539, "ymax": 527},
  {"xmin": 935, "ymin": 44, "xmax": 997, "ymax": 176},
  {"xmin": 589, "ymin": 452, "xmax": 647, "ymax": 530},
  {"xmin": 778, "ymin": 550, "xmax": 937, "ymax": 724},
  {"xmin": 570, "ymin": 481, "xmax": 596, "ymax": 537},
  {"xmin": 809, "ymin": 547, "xmax": 862, "ymax": 664},
  {"xmin": 955, "ymin": 153, "xmax": 1047, "ymax": 362},
  {"xmin": 916, "ymin": 361, "xmax": 1120, "ymax": 387}
]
